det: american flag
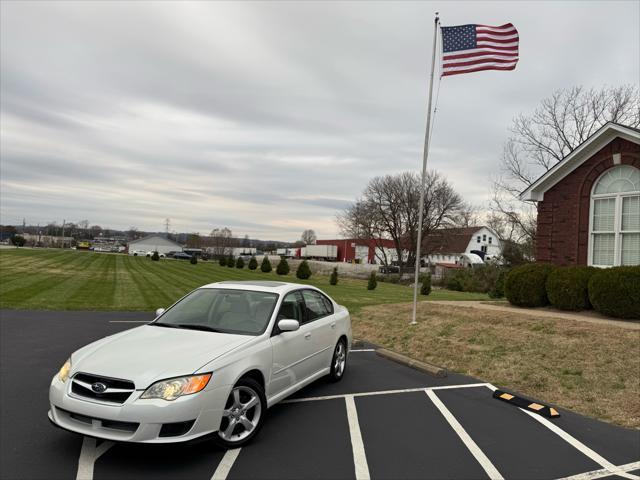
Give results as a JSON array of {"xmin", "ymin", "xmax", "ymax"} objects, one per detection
[{"xmin": 441, "ymin": 23, "xmax": 519, "ymax": 77}]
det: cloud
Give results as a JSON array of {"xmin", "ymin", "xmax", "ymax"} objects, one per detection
[{"xmin": 1, "ymin": 0, "xmax": 638, "ymax": 240}]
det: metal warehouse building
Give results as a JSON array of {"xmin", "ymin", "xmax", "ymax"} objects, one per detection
[{"xmin": 127, "ymin": 235, "xmax": 183, "ymax": 255}]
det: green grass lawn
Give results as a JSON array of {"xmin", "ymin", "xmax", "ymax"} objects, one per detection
[{"xmin": 0, "ymin": 248, "xmax": 488, "ymax": 313}]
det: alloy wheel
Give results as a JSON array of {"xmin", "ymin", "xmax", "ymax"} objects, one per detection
[
  {"xmin": 333, "ymin": 341, "xmax": 346, "ymax": 378},
  {"xmin": 218, "ymin": 385, "xmax": 262, "ymax": 443}
]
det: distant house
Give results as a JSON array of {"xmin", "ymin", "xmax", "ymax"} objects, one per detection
[
  {"xmin": 317, "ymin": 226, "xmax": 502, "ymax": 266},
  {"xmin": 423, "ymin": 226, "xmax": 502, "ymax": 265},
  {"xmin": 520, "ymin": 123, "xmax": 640, "ymax": 267},
  {"xmin": 127, "ymin": 235, "xmax": 183, "ymax": 255}
]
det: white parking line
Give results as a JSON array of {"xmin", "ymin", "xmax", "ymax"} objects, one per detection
[
  {"xmin": 345, "ymin": 395, "xmax": 370, "ymax": 480},
  {"xmin": 426, "ymin": 390, "xmax": 504, "ymax": 480},
  {"xmin": 283, "ymin": 383, "xmax": 491, "ymax": 404},
  {"xmin": 211, "ymin": 448, "xmax": 242, "ymax": 480},
  {"xmin": 350, "ymin": 349, "xmax": 375, "ymax": 352},
  {"xmin": 484, "ymin": 384, "xmax": 640, "ymax": 480},
  {"xmin": 76, "ymin": 437, "xmax": 114, "ymax": 480},
  {"xmin": 560, "ymin": 461, "xmax": 640, "ymax": 480},
  {"xmin": 520, "ymin": 409, "xmax": 639, "ymax": 480}
]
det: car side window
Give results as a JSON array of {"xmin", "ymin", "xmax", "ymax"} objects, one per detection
[
  {"xmin": 301, "ymin": 290, "xmax": 332, "ymax": 322},
  {"xmin": 276, "ymin": 292, "xmax": 303, "ymax": 322}
]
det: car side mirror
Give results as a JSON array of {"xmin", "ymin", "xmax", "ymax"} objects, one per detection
[
  {"xmin": 277, "ymin": 319, "xmax": 299, "ymax": 332},
  {"xmin": 155, "ymin": 308, "xmax": 165, "ymax": 317}
]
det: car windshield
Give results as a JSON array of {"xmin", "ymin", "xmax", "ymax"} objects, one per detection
[{"xmin": 153, "ymin": 288, "xmax": 278, "ymax": 335}]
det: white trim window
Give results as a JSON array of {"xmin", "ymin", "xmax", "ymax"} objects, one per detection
[{"xmin": 589, "ymin": 165, "xmax": 640, "ymax": 267}]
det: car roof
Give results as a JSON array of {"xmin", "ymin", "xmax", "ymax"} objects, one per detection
[{"xmin": 200, "ymin": 280, "xmax": 316, "ymax": 294}]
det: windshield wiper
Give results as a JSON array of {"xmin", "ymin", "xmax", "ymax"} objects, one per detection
[
  {"xmin": 150, "ymin": 322, "xmax": 222, "ymax": 332},
  {"xmin": 174, "ymin": 324, "xmax": 223, "ymax": 332}
]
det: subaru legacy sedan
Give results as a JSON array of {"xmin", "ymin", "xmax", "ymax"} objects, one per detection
[{"xmin": 48, "ymin": 281, "xmax": 351, "ymax": 448}]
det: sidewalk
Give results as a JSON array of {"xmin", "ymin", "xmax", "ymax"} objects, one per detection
[{"xmin": 428, "ymin": 300, "xmax": 640, "ymax": 330}]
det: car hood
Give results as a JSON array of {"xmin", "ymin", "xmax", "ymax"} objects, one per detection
[{"xmin": 71, "ymin": 325, "xmax": 252, "ymax": 388}]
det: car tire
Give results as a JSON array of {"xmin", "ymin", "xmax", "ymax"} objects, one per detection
[
  {"xmin": 214, "ymin": 377, "xmax": 266, "ymax": 449},
  {"xmin": 328, "ymin": 339, "xmax": 347, "ymax": 382}
]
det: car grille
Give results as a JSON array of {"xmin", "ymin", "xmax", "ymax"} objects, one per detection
[{"xmin": 71, "ymin": 373, "xmax": 135, "ymax": 404}]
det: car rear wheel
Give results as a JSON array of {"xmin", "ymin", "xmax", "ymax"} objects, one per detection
[
  {"xmin": 329, "ymin": 339, "xmax": 347, "ymax": 382},
  {"xmin": 215, "ymin": 378, "xmax": 266, "ymax": 448}
]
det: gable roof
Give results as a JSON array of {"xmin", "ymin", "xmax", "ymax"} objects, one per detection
[
  {"xmin": 128, "ymin": 234, "xmax": 183, "ymax": 247},
  {"xmin": 423, "ymin": 226, "xmax": 490, "ymax": 255},
  {"xmin": 519, "ymin": 122, "xmax": 640, "ymax": 202}
]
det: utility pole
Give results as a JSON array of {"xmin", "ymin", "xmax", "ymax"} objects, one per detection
[
  {"xmin": 164, "ymin": 218, "xmax": 170, "ymax": 236},
  {"xmin": 61, "ymin": 219, "xmax": 66, "ymax": 248}
]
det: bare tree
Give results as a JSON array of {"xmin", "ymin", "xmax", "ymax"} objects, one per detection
[
  {"xmin": 209, "ymin": 227, "xmax": 233, "ymax": 257},
  {"xmin": 301, "ymin": 229, "xmax": 317, "ymax": 245},
  {"xmin": 493, "ymin": 84, "xmax": 640, "ymax": 247},
  {"xmin": 339, "ymin": 171, "xmax": 464, "ymax": 273}
]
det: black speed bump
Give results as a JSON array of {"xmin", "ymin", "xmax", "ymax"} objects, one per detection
[{"xmin": 493, "ymin": 389, "xmax": 560, "ymax": 418}]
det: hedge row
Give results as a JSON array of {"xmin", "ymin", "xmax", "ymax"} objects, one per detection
[{"xmin": 505, "ymin": 263, "xmax": 640, "ymax": 319}]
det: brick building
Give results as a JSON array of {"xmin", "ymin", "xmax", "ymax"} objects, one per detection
[{"xmin": 520, "ymin": 122, "xmax": 640, "ymax": 267}]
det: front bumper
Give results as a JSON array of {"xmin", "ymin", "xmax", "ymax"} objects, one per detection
[{"xmin": 49, "ymin": 376, "xmax": 231, "ymax": 443}]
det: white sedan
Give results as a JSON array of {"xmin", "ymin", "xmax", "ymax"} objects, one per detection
[{"xmin": 48, "ymin": 281, "xmax": 352, "ymax": 448}]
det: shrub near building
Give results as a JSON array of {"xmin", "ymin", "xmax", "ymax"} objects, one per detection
[
  {"xmin": 505, "ymin": 263, "xmax": 556, "ymax": 307},
  {"xmin": 588, "ymin": 266, "xmax": 640, "ymax": 319},
  {"xmin": 545, "ymin": 266, "xmax": 597, "ymax": 311},
  {"xmin": 248, "ymin": 256, "xmax": 258, "ymax": 270}
]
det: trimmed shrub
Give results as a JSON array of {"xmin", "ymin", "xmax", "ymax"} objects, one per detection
[
  {"xmin": 329, "ymin": 267, "xmax": 338, "ymax": 285},
  {"xmin": 248, "ymin": 256, "xmax": 258, "ymax": 270},
  {"xmin": 546, "ymin": 266, "xmax": 598, "ymax": 311},
  {"xmin": 296, "ymin": 260, "xmax": 311, "ymax": 279},
  {"xmin": 218, "ymin": 257, "xmax": 227, "ymax": 267},
  {"xmin": 420, "ymin": 274, "xmax": 431, "ymax": 296},
  {"xmin": 488, "ymin": 270, "xmax": 507, "ymax": 299},
  {"xmin": 227, "ymin": 256, "xmax": 235, "ymax": 268},
  {"xmin": 367, "ymin": 272, "xmax": 377, "ymax": 290},
  {"xmin": 505, "ymin": 263, "xmax": 556, "ymax": 307},
  {"xmin": 236, "ymin": 257, "xmax": 245, "ymax": 269},
  {"xmin": 190, "ymin": 255, "xmax": 197, "ymax": 265},
  {"xmin": 588, "ymin": 266, "xmax": 640, "ymax": 319},
  {"xmin": 443, "ymin": 265, "xmax": 503, "ymax": 294},
  {"xmin": 261, "ymin": 256, "xmax": 272, "ymax": 273},
  {"xmin": 10, "ymin": 235, "xmax": 25, "ymax": 247},
  {"xmin": 276, "ymin": 258, "xmax": 290, "ymax": 276},
  {"xmin": 151, "ymin": 251, "xmax": 160, "ymax": 261}
]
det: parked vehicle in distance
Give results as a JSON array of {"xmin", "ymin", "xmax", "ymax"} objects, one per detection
[
  {"xmin": 48, "ymin": 281, "xmax": 352, "ymax": 448},
  {"xmin": 379, "ymin": 265, "xmax": 400, "ymax": 274},
  {"xmin": 146, "ymin": 251, "xmax": 165, "ymax": 258},
  {"xmin": 129, "ymin": 250, "xmax": 147, "ymax": 256},
  {"xmin": 171, "ymin": 252, "xmax": 192, "ymax": 260}
]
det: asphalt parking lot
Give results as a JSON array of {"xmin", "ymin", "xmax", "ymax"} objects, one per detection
[{"xmin": 1, "ymin": 310, "xmax": 639, "ymax": 480}]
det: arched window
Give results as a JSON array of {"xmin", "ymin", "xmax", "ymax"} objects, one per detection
[{"xmin": 589, "ymin": 165, "xmax": 640, "ymax": 266}]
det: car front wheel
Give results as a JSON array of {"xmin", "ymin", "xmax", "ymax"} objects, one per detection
[
  {"xmin": 329, "ymin": 339, "xmax": 347, "ymax": 382},
  {"xmin": 215, "ymin": 378, "xmax": 266, "ymax": 448}
]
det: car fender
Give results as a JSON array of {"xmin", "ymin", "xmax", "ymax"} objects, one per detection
[{"xmin": 196, "ymin": 335, "xmax": 272, "ymax": 393}]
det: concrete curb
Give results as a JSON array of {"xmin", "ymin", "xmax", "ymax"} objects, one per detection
[{"xmin": 376, "ymin": 348, "xmax": 447, "ymax": 378}]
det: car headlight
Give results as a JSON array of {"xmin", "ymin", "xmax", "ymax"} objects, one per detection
[
  {"xmin": 58, "ymin": 358, "xmax": 72, "ymax": 383},
  {"xmin": 140, "ymin": 373, "xmax": 212, "ymax": 401}
]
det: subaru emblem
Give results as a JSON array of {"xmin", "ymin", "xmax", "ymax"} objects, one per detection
[{"xmin": 91, "ymin": 382, "xmax": 107, "ymax": 393}]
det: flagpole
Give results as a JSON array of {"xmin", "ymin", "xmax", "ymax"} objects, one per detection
[{"xmin": 411, "ymin": 12, "xmax": 440, "ymax": 325}]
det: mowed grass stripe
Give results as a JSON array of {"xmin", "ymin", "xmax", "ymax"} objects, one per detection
[
  {"xmin": 65, "ymin": 254, "xmax": 118, "ymax": 309},
  {"xmin": 0, "ymin": 251, "xmax": 103, "ymax": 308},
  {"xmin": 124, "ymin": 256, "xmax": 182, "ymax": 306}
]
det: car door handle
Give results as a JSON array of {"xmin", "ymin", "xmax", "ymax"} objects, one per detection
[
  {"xmin": 304, "ymin": 333, "xmax": 312, "ymax": 340},
  {"xmin": 331, "ymin": 322, "xmax": 336, "ymax": 329}
]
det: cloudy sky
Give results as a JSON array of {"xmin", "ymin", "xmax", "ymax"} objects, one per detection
[{"xmin": 1, "ymin": 1, "xmax": 638, "ymax": 241}]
